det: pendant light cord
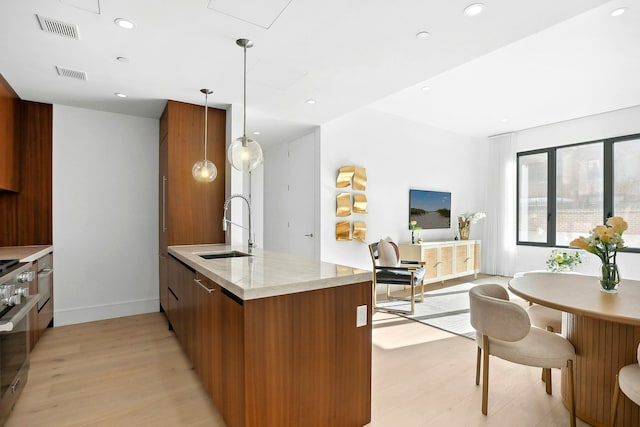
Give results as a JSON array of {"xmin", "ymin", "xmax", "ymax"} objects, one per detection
[
  {"xmin": 242, "ymin": 43, "xmax": 247, "ymax": 146},
  {"xmin": 204, "ymin": 91, "xmax": 208, "ymax": 160}
]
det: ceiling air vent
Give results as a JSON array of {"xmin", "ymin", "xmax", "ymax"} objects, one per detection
[
  {"xmin": 36, "ymin": 14, "xmax": 80, "ymax": 40},
  {"xmin": 56, "ymin": 66, "xmax": 87, "ymax": 81}
]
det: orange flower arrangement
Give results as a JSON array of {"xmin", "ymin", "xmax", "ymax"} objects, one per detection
[{"xmin": 570, "ymin": 216, "xmax": 627, "ymax": 292}]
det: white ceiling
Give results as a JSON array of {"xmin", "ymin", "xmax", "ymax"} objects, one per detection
[{"xmin": 1, "ymin": 0, "xmax": 637, "ymax": 146}]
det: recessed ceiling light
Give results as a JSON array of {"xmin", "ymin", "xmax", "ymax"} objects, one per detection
[
  {"xmin": 415, "ymin": 31, "xmax": 430, "ymax": 39},
  {"xmin": 306, "ymin": 99, "xmax": 316, "ymax": 105},
  {"xmin": 610, "ymin": 7, "xmax": 627, "ymax": 17},
  {"xmin": 421, "ymin": 86, "xmax": 431, "ymax": 91},
  {"xmin": 253, "ymin": 131, "xmax": 261, "ymax": 135},
  {"xmin": 464, "ymin": 3, "xmax": 484, "ymax": 16},
  {"xmin": 500, "ymin": 118, "xmax": 508, "ymax": 123},
  {"xmin": 114, "ymin": 92, "xmax": 127, "ymax": 98},
  {"xmin": 114, "ymin": 18, "xmax": 135, "ymax": 29},
  {"xmin": 116, "ymin": 56, "xmax": 129, "ymax": 63}
]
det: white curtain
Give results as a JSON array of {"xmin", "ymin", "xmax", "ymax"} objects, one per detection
[{"xmin": 484, "ymin": 133, "xmax": 517, "ymax": 276}]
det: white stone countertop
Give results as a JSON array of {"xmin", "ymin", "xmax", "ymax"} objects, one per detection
[
  {"xmin": 0, "ymin": 245, "xmax": 53, "ymax": 263},
  {"xmin": 168, "ymin": 244, "xmax": 371, "ymax": 301}
]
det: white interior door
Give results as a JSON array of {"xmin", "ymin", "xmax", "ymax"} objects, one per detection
[
  {"xmin": 287, "ymin": 135, "xmax": 316, "ymax": 259},
  {"xmin": 263, "ymin": 132, "xmax": 318, "ymax": 260}
]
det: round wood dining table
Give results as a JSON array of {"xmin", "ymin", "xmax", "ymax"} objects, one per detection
[{"xmin": 509, "ymin": 273, "xmax": 640, "ymax": 427}]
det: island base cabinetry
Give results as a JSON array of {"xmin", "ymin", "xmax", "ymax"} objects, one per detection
[
  {"xmin": 168, "ymin": 255, "xmax": 372, "ymax": 427},
  {"xmin": 223, "ymin": 281, "xmax": 372, "ymax": 427}
]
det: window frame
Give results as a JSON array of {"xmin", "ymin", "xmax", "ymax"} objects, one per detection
[{"xmin": 516, "ymin": 133, "xmax": 640, "ymax": 252}]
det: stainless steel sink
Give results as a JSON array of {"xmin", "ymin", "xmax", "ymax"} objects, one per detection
[{"xmin": 198, "ymin": 251, "xmax": 251, "ymax": 259}]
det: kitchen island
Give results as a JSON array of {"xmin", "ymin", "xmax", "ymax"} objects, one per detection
[{"xmin": 166, "ymin": 244, "xmax": 373, "ymax": 427}]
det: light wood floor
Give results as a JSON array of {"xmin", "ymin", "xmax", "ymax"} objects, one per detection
[{"xmin": 7, "ymin": 310, "xmax": 590, "ymax": 427}]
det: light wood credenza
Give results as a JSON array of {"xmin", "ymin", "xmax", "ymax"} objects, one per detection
[{"xmin": 399, "ymin": 240, "xmax": 481, "ymax": 285}]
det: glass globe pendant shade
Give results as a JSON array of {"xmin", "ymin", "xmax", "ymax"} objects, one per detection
[
  {"xmin": 192, "ymin": 159, "xmax": 217, "ymax": 182},
  {"xmin": 228, "ymin": 136, "xmax": 263, "ymax": 172}
]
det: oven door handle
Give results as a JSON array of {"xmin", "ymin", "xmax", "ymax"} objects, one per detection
[
  {"xmin": 38, "ymin": 268, "xmax": 53, "ymax": 277},
  {"xmin": 0, "ymin": 295, "xmax": 40, "ymax": 332}
]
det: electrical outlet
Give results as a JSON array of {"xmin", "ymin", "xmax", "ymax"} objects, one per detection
[{"xmin": 356, "ymin": 305, "xmax": 367, "ymax": 327}]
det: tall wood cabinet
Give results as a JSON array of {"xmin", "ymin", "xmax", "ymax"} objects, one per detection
[
  {"xmin": 399, "ymin": 240, "xmax": 481, "ymax": 284},
  {"xmin": 159, "ymin": 100, "xmax": 226, "ymax": 314},
  {"xmin": 0, "ymin": 74, "xmax": 20, "ymax": 192}
]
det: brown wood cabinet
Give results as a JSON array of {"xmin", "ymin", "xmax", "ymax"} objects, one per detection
[
  {"xmin": 159, "ymin": 100, "xmax": 226, "ymax": 315},
  {"xmin": 194, "ymin": 272, "xmax": 222, "ymax": 409},
  {"xmin": 0, "ymin": 74, "xmax": 20, "ymax": 192},
  {"xmin": 233, "ymin": 282, "xmax": 372, "ymax": 427},
  {"xmin": 0, "ymin": 98, "xmax": 53, "ymax": 246},
  {"xmin": 168, "ymin": 258, "xmax": 223, "ymax": 409},
  {"xmin": 168, "ymin": 256, "xmax": 372, "ymax": 427}
]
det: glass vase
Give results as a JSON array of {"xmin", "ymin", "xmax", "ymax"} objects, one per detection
[{"xmin": 599, "ymin": 262, "xmax": 620, "ymax": 293}]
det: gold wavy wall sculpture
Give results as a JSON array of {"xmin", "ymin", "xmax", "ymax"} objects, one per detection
[
  {"xmin": 353, "ymin": 194, "xmax": 367, "ymax": 213},
  {"xmin": 336, "ymin": 166, "xmax": 367, "ymax": 242},
  {"xmin": 335, "ymin": 221, "xmax": 351, "ymax": 240},
  {"xmin": 352, "ymin": 221, "xmax": 367, "ymax": 242},
  {"xmin": 336, "ymin": 193, "xmax": 352, "ymax": 217}
]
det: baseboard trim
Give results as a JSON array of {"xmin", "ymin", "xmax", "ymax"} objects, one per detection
[{"xmin": 54, "ymin": 298, "xmax": 159, "ymax": 326}]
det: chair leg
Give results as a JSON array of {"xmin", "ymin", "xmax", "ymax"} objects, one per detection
[
  {"xmin": 542, "ymin": 326, "xmax": 556, "ymax": 382},
  {"xmin": 482, "ymin": 335, "xmax": 490, "ymax": 415},
  {"xmin": 420, "ymin": 280, "xmax": 425, "ymax": 302},
  {"xmin": 544, "ymin": 368, "xmax": 552, "ymax": 395},
  {"xmin": 567, "ymin": 359, "xmax": 576, "ymax": 427},
  {"xmin": 386, "ymin": 285, "xmax": 391, "ymax": 299},
  {"xmin": 475, "ymin": 346, "xmax": 481, "ymax": 386},
  {"xmin": 611, "ymin": 374, "xmax": 620, "ymax": 427},
  {"xmin": 409, "ymin": 277, "xmax": 415, "ymax": 315}
]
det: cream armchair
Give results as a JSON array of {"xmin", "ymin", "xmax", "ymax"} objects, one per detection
[{"xmin": 469, "ymin": 283, "xmax": 577, "ymax": 427}]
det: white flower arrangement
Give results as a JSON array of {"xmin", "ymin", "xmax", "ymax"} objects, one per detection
[{"xmin": 458, "ymin": 212, "xmax": 486, "ymax": 224}]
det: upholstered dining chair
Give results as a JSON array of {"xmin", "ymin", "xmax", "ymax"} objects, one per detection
[
  {"xmin": 610, "ymin": 343, "xmax": 640, "ymax": 426},
  {"xmin": 469, "ymin": 284, "xmax": 577, "ymax": 427},
  {"xmin": 513, "ymin": 271, "xmax": 564, "ymax": 333},
  {"xmin": 368, "ymin": 240, "xmax": 425, "ymax": 315},
  {"xmin": 515, "ymin": 271, "xmax": 565, "ymax": 390}
]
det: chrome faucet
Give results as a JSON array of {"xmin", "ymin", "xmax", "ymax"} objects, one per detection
[{"xmin": 222, "ymin": 194, "xmax": 254, "ymax": 253}]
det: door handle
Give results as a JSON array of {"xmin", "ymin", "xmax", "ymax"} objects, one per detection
[
  {"xmin": 304, "ymin": 233, "xmax": 314, "ymax": 237},
  {"xmin": 162, "ymin": 176, "xmax": 167, "ymax": 232}
]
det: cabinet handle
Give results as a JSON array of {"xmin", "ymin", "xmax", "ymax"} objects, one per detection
[
  {"xmin": 304, "ymin": 233, "xmax": 314, "ymax": 237},
  {"xmin": 194, "ymin": 279, "xmax": 215, "ymax": 294},
  {"xmin": 162, "ymin": 176, "xmax": 167, "ymax": 232}
]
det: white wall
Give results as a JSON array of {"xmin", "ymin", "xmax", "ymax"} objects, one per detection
[
  {"xmin": 53, "ymin": 105, "xmax": 159, "ymax": 326},
  {"xmin": 320, "ymin": 108, "xmax": 489, "ymax": 270},
  {"xmin": 512, "ymin": 105, "xmax": 640, "ymax": 279}
]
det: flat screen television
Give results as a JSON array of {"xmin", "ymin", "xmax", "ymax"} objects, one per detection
[{"xmin": 409, "ymin": 189, "xmax": 451, "ymax": 229}]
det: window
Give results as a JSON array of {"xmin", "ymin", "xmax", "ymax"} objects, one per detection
[
  {"xmin": 555, "ymin": 143, "xmax": 603, "ymax": 246},
  {"xmin": 517, "ymin": 134, "xmax": 640, "ymax": 250},
  {"xmin": 613, "ymin": 137, "xmax": 640, "ymax": 248},
  {"xmin": 518, "ymin": 152, "xmax": 548, "ymax": 243}
]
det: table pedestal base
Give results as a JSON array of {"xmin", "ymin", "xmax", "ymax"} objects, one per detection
[{"xmin": 561, "ymin": 313, "xmax": 640, "ymax": 427}]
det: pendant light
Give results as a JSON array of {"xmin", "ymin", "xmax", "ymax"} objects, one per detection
[
  {"xmin": 192, "ymin": 89, "xmax": 218, "ymax": 182},
  {"xmin": 227, "ymin": 38, "xmax": 263, "ymax": 172}
]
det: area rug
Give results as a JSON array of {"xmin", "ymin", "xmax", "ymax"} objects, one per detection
[{"xmin": 376, "ymin": 276, "xmax": 518, "ymax": 339}]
